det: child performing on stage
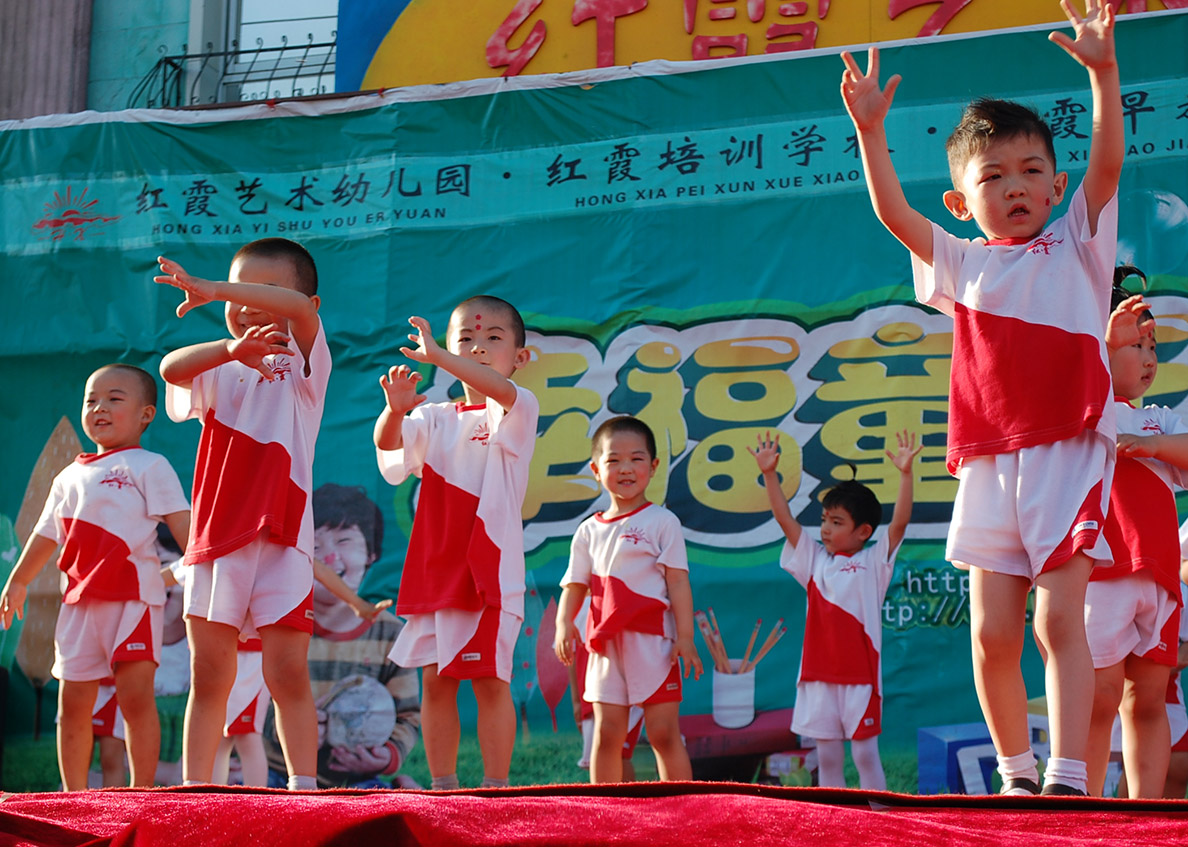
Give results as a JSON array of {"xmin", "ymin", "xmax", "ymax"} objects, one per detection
[
  {"xmin": 554, "ymin": 416, "xmax": 702, "ymax": 783},
  {"xmin": 841, "ymin": 0, "xmax": 1122, "ymax": 794},
  {"xmin": 374, "ymin": 296, "xmax": 538, "ymax": 789},
  {"xmin": 750, "ymin": 431, "xmax": 918, "ymax": 789}
]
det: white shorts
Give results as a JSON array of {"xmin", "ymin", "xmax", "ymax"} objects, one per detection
[
  {"xmin": 390, "ymin": 606, "xmax": 520, "ymax": 682},
  {"xmin": 1173, "ymin": 675, "xmax": 1188, "ymax": 752},
  {"xmin": 948, "ymin": 433, "xmax": 1112, "ymax": 580},
  {"xmin": 584, "ymin": 630, "xmax": 681, "ymax": 708},
  {"xmin": 185, "ymin": 533, "xmax": 314, "ymax": 637},
  {"xmin": 1086, "ymin": 572, "xmax": 1178, "ymax": 668},
  {"xmin": 52, "ymin": 599, "xmax": 162, "ymax": 682},
  {"xmin": 91, "ymin": 682, "xmax": 125, "ymax": 740},
  {"xmin": 1111, "ymin": 676, "xmax": 1188, "ymax": 752},
  {"xmin": 225, "ymin": 648, "xmax": 270, "ymax": 736},
  {"xmin": 792, "ymin": 681, "xmax": 880, "ymax": 741}
]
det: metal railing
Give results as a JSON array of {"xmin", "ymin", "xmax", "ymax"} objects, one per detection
[{"xmin": 127, "ymin": 33, "xmax": 337, "ymax": 109}]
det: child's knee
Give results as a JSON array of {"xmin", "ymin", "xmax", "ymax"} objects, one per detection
[{"xmin": 972, "ymin": 618, "xmax": 1024, "ymax": 660}]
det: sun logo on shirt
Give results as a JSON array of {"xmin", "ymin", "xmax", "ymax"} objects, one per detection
[
  {"xmin": 100, "ymin": 469, "xmax": 134, "ymax": 489},
  {"xmin": 1026, "ymin": 233, "xmax": 1063, "ymax": 255},
  {"xmin": 257, "ymin": 359, "xmax": 292, "ymax": 385},
  {"xmin": 837, "ymin": 562, "xmax": 866, "ymax": 574},
  {"xmin": 1141, "ymin": 418, "xmax": 1163, "ymax": 433},
  {"xmin": 622, "ymin": 528, "xmax": 648, "ymax": 546},
  {"xmin": 470, "ymin": 422, "xmax": 490, "ymax": 445}
]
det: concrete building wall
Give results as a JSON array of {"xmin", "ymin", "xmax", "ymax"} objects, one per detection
[
  {"xmin": 0, "ymin": 0, "xmax": 93, "ymax": 120},
  {"xmin": 87, "ymin": 0, "xmax": 191, "ymax": 111}
]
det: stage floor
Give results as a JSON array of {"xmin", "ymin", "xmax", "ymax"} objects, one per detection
[{"xmin": 3, "ymin": 782, "xmax": 1188, "ymax": 846}]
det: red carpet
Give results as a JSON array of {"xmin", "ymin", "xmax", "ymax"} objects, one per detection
[{"xmin": 2, "ymin": 783, "xmax": 1187, "ymax": 846}]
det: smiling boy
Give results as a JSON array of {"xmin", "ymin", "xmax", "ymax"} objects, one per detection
[
  {"xmin": 840, "ymin": 0, "xmax": 1123, "ymax": 795},
  {"xmin": 554, "ymin": 416, "xmax": 702, "ymax": 784},
  {"xmin": 1, "ymin": 364, "xmax": 190, "ymax": 790},
  {"xmin": 374, "ymin": 295, "xmax": 539, "ymax": 789}
]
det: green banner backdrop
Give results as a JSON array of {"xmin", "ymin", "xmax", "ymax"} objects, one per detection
[{"xmin": 2, "ymin": 12, "xmax": 1187, "ymax": 759}]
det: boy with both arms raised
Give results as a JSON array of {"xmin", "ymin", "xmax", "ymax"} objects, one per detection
[{"xmin": 841, "ymin": 0, "xmax": 1123, "ymax": 795}]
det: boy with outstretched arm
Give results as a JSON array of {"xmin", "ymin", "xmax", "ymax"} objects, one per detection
[
  {"xmin": 156, "ymin": 237, "xmax": 330, "ymax": 791},
  {"xmin": 554, "ymin": 416, "xmax": 702, "ymax": 783},
  {"xmin": 0, "ymin": 364, "xmax": 190, "ymax": 789},
  {"xmin": 374, "ymin": 296, "xmax": 539, "ymax": 789},
  {"xmin": 840, "ymin": 0, "xmax": 1123, "ymax": 795},
  {"xmin": 750, "ymin": 431, "xmax": 919, "ymax": 790}
]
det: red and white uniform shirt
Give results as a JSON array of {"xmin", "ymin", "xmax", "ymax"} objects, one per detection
[
  {"xmin": 1096, "ymin": 400, "xmax": 1188, "ymax": 597},
  {"xmin": 561, "ymin": 502, "xmax": 688, "ymax": 654},
  {"xmin": 912, "ymin": 186, "xmax": 1118, "ymax": 473},
  {"xmin": 377, "ymin": 385, "xmax": 538, "ymax": 620},
  {"xmin": 33, "ymin": 447, "xmax": 189, "ymax": 606},
  {"xmin": 166, "ymin": 319, "xmax": 331, "ymax": 565},
  {"xmin": 781, "ymin": 532, "xmax": 900, "ymax": 693}
]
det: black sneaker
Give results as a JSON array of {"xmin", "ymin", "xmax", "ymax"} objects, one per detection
[
  {"xmin": 1040, "ymin": 782, "xmax": 1086, "ymax": 796},
  {"xmin": 1000, "ymin": 778, "xmax": 1041, "ymax": 796}
]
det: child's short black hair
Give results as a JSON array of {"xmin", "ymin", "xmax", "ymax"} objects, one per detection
[
  {"xmin": 945, "ymin": 98, "xmax": 1056, "ymax": 188},
  {"xmin": 454, "ymin": 295, "xmax": 526, "ymax": 347},
  {"xmin": 94, "ymin": 363, "xmax": 157, "ymax": 409},
  {"xmin": 233, "ymin": 237, "xmax": 318, "ymax": 297},
  {"xmin": 1111, "ymin": 264, "xmax": 1150, "ymax": 316},
  {"xmin": 591, "ymin": 415, "xmax": 657, "ymax": 460},
  {"xmin": 821, "ymin": 479, "xmax": 882, "ymax": 532},
  {"xmin": 312, "ymin": 483, "xmax": 383, "ymax": 560}
]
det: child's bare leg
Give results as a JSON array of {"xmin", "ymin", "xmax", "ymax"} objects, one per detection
[
  {"xmin": 259, "ymin": 624, "xmax": 316, "ymax": 781},
  {"xmin": 968, "ymin": 568, "xmax": 1032, "ymax": 759},
  {"xmin": 1033, "ymin": 553, "xmax": 1094, "ymax": 763},
  {"xmin": 234, "ymin": 733, "xmax": 270, "ymax": 787},
  {"xmin": 1166, "ymin": 751, "xmax": 1188, "ymax": 799},
  {"xmin": 1086, "ymin": 661, "xmax": 1124, "ymax": 795},
  {"xmin": 815, "ymin": 738, "xmax": 845, "ymax": 787},
  {"xmin": 421, "ymin": 664, "xmax": 461, "ymax": 778},
  {"xmin": 850, "ymin": 736, "xmax": 886, "ymax": 791},
  {"xmin": 590, "ymin": 702, "xmax": 628, "ymax": 783},
  {"xmin": 212, "ymin": 735, "xmax": 234, "ymax": 785},
  {"xmin": 113, "ymin": 659, "xmax": 161, "ymax": 787},
  {"xmin": 183, "ymin": 617, "xmax": 238, "ymax": 782},
  {"xmin": 57, "ymin": 679, "xmax": 99, "ymax": 791},
  {"xmin": 641, "ymin": 701, "xmax": 691, "ymax": 781},
  {"xmin": 97, "ymin": 736, "xmax": 127, "ymax": 787},
  {"xmin": 1118, "ymin": 655, "xmax": 1171, "ymax": 798},
  {"xmin": 471, "ymin": 676, "xmax": 516, "ymax": 781}
]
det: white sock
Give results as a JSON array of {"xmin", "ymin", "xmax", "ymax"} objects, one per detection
[
  {"xmin": 481, "ymin": 776, "xmax": 509, "ymax": 788},
  {"xmin": 288, "ymin": 774, "xmax": 318, "ymax": 791},
  {"xmin": 997, "ymin": 751, "xmax": 1039, "ymax": 785},
  {"xmin": 1043, "ymin": 757, "xmax": 1087, "ymax": 794},
  {"xmin": 431, "ymin": 774, "xmax": 461, "ymax": 790}
]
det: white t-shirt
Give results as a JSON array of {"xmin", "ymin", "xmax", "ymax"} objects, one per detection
[
  {"xmin": 562, "ymin": 502, "xmax": 688, "ymax": 652},
  {"xmin": 34, "ymin": 447, "xmax": 189, "ymax": 605},
  {"xmin": 780, "ymin": 532, "xmax": 899, "ymax": 691},
  {"xmin": 1098, "ymin": 400, "xmax": 1188, "ymax": 597},
  {"xmin": 166, "ymin": 319, "xmax": 331, "ymax": 564},
  {"xmin": 912, "ymin": 185, "xmax": 1118, "ymax": 473},
  {"xmin": 377, "ymin": 385, "xmax": 538, "ymax": 619}
]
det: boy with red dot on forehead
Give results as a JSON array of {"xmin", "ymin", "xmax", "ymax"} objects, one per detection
[{"xmin": 374, "ymin": 295, "xmax": 539, "ymax": 789}]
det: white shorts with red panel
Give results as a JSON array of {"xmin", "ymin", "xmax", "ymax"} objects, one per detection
[
  {"xmin": 52, "ymin": 599, "xmax": 162, "ymax": 681},
  {"xmin": 1086, "ymin": 571, "xmax": 1179, "ymax": 668},
  {"xmin": 390, "ymin": 606, "xmax": 520, "ymax": 682},
  {"xmin": 225, "ymin": 648, "xmax": 270, "ymax": 736},
  {"xmin": 947, "ymin": 432, "xmax": 1112, "ymax": 580},
  {"xmin": 584, "ymin": 630, "xmax": 681, "ymax": 708},
  {"xmin": 91, "ymin": 681, "xmax": 125, "ymax": 740},
  {"xmin": 792, "ymin": 680, "xmax": 881, "ymax": 741},
  {"xmin": 185, "ymin": 533, "xmax": 314, "ymax": 636}
]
